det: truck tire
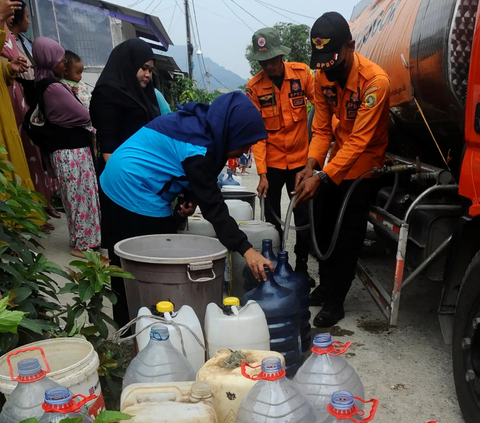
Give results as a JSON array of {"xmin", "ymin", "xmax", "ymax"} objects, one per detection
[{"xmin": 453, "ymin": 250, "xmax": 480, "ymax": 422}]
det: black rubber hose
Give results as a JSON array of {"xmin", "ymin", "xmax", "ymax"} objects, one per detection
[
  {"xmin": 306, "ymin": 169, "xmax": 376, "ymax": 261},
  {"xmin": 384, "ymin": 171, "xmax": 399, "ymax": 211},
  {"xmin": 261, "ymin": 196, "xmax": 310, "ymax": 232}
]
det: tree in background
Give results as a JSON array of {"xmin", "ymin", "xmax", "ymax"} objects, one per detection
[
  {"xmin": 245, "ymin": 23, "xmax": 312, "ymax": 77},
  {"xmin": 170, "ymin": 77, "xmax": 222, "ymax": 109}
]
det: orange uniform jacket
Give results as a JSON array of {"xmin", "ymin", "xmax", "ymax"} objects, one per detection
[
  {"xmin": 310, "ymin": 53, "xmax": 390, "ymax": 185},
  {"xmin": 246, "ymin": 62, "xmax": 316, "ymax": 175}
]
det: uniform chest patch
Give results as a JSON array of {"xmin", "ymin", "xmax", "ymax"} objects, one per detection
[
  {"xmin": 345, "ymin": 89, "xmax": 361, "ymax": 119},
  {"xmin": 321, "ymin": 85, "xmax": 338, "ymax": 108},
  {"xmin": 258, "ymin": 94, "xmax": 276, "ymax": 107},
  {"xmin": 292, "ymin": 97, "xmax": 306, "ymax": 107}
]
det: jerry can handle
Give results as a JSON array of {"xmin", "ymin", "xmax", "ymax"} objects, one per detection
[
  {"xmin": 72, "ymin": 393, "xmax": 97, "ymax": 409},
  {"xmin": 42, "ymin": 393, "xmax": 97, "ymax": 413},
  {"xmin": 187, "ymin": 261, "xmax": 216, "ymax": 282},
  {"xmin": 349, "ymin": 397, "xmax": 379, "ymax": 422},
  {"xmin": 241, "ymin": 362, "xmax": 262, "ymax": 380},
  {"xmin": 6, "ymin": 346, "xmax": 50, "ymax": 381},
  {"xmin": 331, "ymin": 341, "xmax": 352, "ymax": 356}
]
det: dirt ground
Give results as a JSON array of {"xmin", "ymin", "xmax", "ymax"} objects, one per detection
[{"xmin": 40, "ymin": 163, "xmax": 464, "ymax": 423}]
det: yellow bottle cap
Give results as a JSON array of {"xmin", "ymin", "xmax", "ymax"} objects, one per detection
[
  {"xmin": 223, "ymin": 297, "xmax": 240, "ymax": 306},
  {"xmin": 156, "ymin": 301, "xmax": 174, "ymax": 313}
]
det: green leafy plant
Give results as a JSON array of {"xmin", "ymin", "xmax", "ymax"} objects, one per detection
[
  {"xmin": 58, "ymin": 251, "xmax": 134, "ymax": 341},
  {"xmin": 0, "ymin": 295, "xmax": 25, "ymax": 334},
  {"xmin": 0, "ymin": 147, "xmax": 69, "ymax": 353},
  {"xmin": 19, "ymin": 410, "xmax": 132, "ymax": 423},
  {"xmin": 57, "ymin": 252, "xmax": 135, "ymax": 396},
  {"xmin": 170, "ymin": 76, "xmax": 222, "ymax": 109}
]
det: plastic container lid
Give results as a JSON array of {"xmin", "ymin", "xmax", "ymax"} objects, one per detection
[
  {"xmin": 190, "ymin": 381, "xmax": 213, "ymax": 399},
  {"xmin": 313, "ymin": 333, "xmax": 333, "ymax": 348},
  {"xmin": 18, "ymin": 358, "xmax": 42, "ymax": 377},
  {"xmin": 156, "ymin": 301, "xmax": 174, "ymax": 313},
  {"xmin": 150, "ymin": 324, "xmax": 170, "ymax": 341},
  {"xmin": 223, "ymin": 297, "xmax": 240, "ymax": 306},
  {"xmin": 45, "ymin": 386, "xmax": 72, "ymax": 405}
]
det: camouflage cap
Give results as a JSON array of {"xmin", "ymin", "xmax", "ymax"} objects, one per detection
[{"xmin": 247, "ymin": 27, "xmax": 291, "ymax": 62}]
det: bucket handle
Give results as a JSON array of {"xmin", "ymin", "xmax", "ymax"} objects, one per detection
[
  {"xmin": 7, "ymin": 346, "xmax": 50, "ymax": 381},
  {"xmin": 187, "ymin": 261, "xmax": 216, "ymax": 282}
]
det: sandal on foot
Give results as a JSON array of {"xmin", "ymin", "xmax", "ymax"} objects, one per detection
[{"xmin": 45, "ymin": 208, "xmax": 62, "ymax": 219}]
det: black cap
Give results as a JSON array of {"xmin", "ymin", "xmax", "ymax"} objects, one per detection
[{"xmin": 310, "ymin": 11, "xmax": 351, "ymax": 70}]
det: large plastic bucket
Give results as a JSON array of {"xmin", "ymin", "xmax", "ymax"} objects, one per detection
[
  {"xmin": 115, "ymin": 234, "xmax": 228, "ymax": 325},
  {"xmin": 0, "ymin": 339, "xmax": 104, "ymax": 417}
]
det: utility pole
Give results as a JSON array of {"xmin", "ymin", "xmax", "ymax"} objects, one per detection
[
  {"xmin": 184, "ymin": 0, "xmax": 194, "ymax": 79},
  {"xmin": 206, "ymin": 66, "xmax": 211, "ymax": 93}
]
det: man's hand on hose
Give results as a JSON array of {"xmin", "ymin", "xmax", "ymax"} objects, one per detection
[
  {"xmin": 244, "ymin": 248, "xmax": 274, "ymax": 281},
  {"xmin": 257, "ymin": 173, "xmax": 269, "ymax": 198},
  {"xmin": 292, "ymin": 173, "xmax": 321, "ymax": 207},
  {"xmin": 295, "ymin": 158, "xmax": 318, "ymax": 189}
]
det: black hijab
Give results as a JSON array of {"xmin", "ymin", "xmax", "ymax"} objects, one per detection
[{"xmin": 93, "ymin": 38, "xmax": 159, "ymax": 120}]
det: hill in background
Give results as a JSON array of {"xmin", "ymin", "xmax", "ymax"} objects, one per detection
[{"xmin": 159, "ymin": 45, "xmax": 247, "ymax": 91}]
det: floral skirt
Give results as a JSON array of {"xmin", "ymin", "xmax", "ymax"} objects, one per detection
[{"xmin": 51, "ymin": 147, "xmax": 101, "ymax": 250}]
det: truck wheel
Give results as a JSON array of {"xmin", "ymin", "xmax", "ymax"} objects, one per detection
[{"xmin": 453, "ymin": 250, "xmax": 480, "ymax": 422}]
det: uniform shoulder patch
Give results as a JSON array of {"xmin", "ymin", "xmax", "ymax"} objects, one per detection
[
  {"xmin": 364, "ymin": 86, "xmax": 378, "ymax": 96},
  {"xmin": 365, "ymin": 92, "xmax": 377, "ymax": 109},
  {"xmin": 246, "ymin": 87, "xmax": 254, "ymax": 96}
]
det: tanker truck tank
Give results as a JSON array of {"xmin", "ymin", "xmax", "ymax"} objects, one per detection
[{"xmin": 350, "ymin": 0, "xmax": 477, "ymax": 173}]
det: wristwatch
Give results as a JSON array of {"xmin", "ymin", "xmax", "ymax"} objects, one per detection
[{"xmin": 313, "ymin": 170, "xmax": 330, "ymax": 186}]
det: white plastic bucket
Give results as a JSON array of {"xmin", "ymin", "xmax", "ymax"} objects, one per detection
[{"xmin": 0, "ymin": 339, "xmax": 104, "ymax": 417}]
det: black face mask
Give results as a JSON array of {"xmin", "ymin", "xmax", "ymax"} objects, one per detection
[{"xmin": 324, "ymin": 59, "xmax": 346, "ymax": 82}]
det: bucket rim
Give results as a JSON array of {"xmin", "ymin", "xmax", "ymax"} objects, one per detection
[
  {"xmin": 0, "ymin": 338, "xmax": 98, "ymax": 392},
  {"xmin": 114, "ymin": 234, "xmax": 228, "ymax": 264}
]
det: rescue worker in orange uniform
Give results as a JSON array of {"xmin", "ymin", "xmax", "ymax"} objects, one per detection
[
  {"xmin": 246, "ymin": 27, "xmax": 316, "ymax": 282},
  {"xmin": 294, "ymin": 12, "xmax": 390, "ymax": 327}
]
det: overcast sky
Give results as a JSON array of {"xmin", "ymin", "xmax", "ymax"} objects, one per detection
[{"xmin": 111, "ymin": 0, "xmax": 360, "ymax": 80}]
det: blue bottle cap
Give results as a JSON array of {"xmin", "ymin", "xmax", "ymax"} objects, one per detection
[
  {"xmin": 330, "ymin": 391, "xmax": 355, "ymax": 411},
  {"xmin": 313, "ymin": 333, "xmax": 333, "ymax": 348},
  {"xmin": 150, "ymin": 324, "xmax": 170, "ymax": 341},
  {"xmin": 261, "ymin": 357, "xmax": 283, "ymax": 373},
  {"xmin": 45, "ymin": 387, "xmax": 72, "ymax": 405},
  {"xmin": 262, "ymin": 239, "xmax": 273, "ymax": 245},
  {"xmin": 18, "ymin": 358, "xmax": 42, "ymax": 376}
]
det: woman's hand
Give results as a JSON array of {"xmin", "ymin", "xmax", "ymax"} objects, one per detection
[
  {"xmin": 10, "ymin": 56, "xmax": 28, "ymax": 74},
  {"xmin": 244, "ymin": 248, "xmax": 274, "ymax": 281},
  {"xmin": 178, "ymin": 201, "xmax": 197, "ymax": 218}
]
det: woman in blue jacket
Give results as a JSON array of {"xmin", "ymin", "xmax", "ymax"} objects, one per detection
[{"xmin": 100, "ymin": 92, "xmax": 273, "ymax": 326}]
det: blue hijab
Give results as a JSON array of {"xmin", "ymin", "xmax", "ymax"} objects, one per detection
[{"xmin": 145, "ymin": 91, "xmax": 267, "ymax": 168}]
